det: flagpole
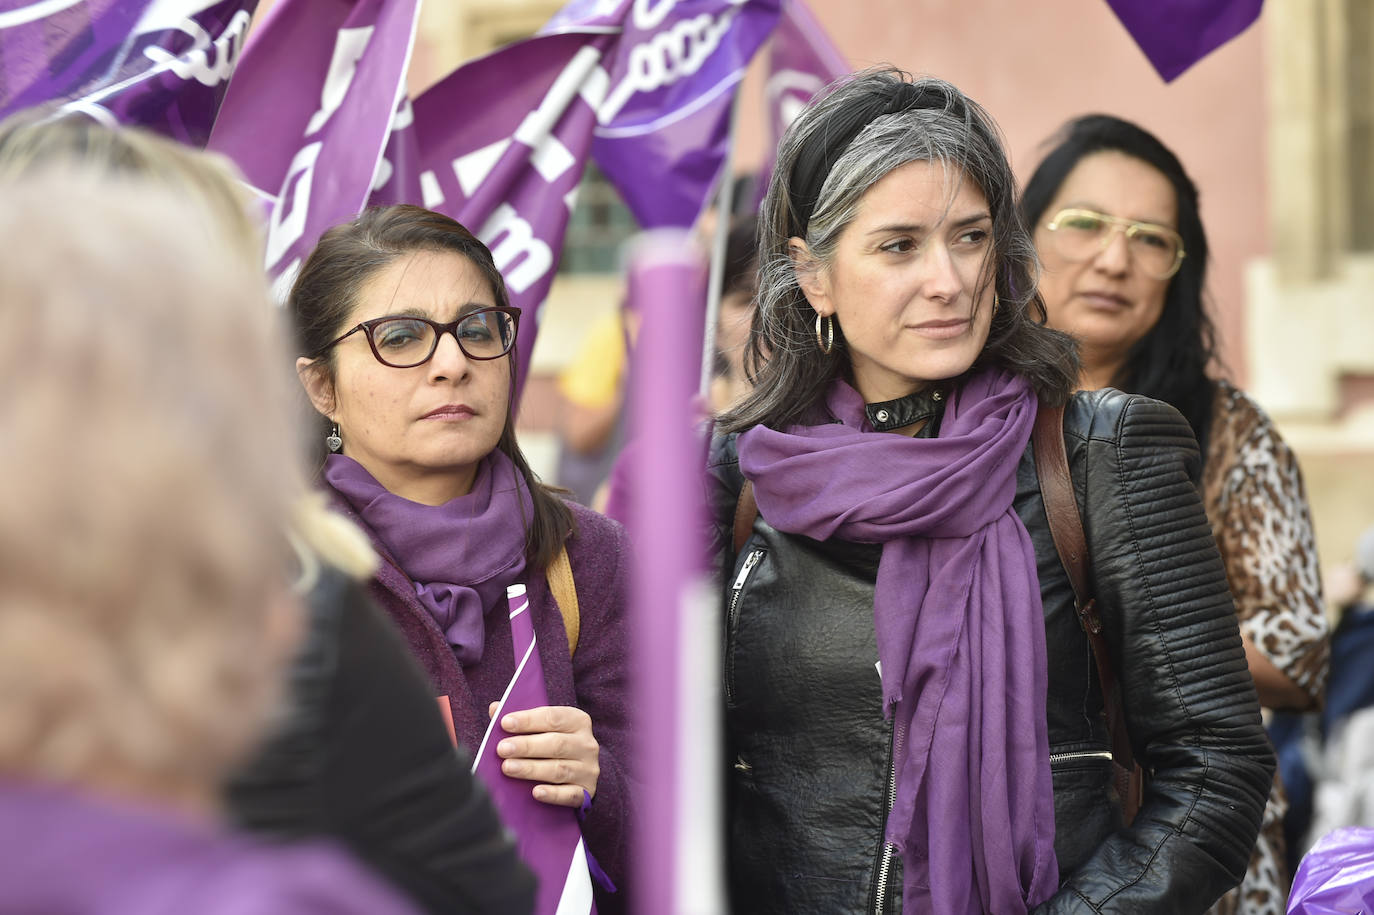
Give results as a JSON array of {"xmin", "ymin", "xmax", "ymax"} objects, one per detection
[{"xmin": 699, "ymin": 91, "xmax": 742, "ymax": 398}]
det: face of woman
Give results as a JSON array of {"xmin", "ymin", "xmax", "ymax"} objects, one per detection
[
  {"xmin": 301, "ymin": 249, "xmax": 510, "ymax": 505},
  {"xmin": 796, "ymin": 160, "xmax": 996, "ymax": 404},
  {"xmin": 1033, "ymin": 151, "xmax": 1177, "ymax": 376}
]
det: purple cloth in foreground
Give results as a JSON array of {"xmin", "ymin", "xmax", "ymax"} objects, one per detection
[
  {"xmin": 1288, "ymin": 827, "xmax": 1374, "ymax": 914},
  {"xmin": 471, "ymin": 586, "xmax": 596, "ymax": 914},
  {"xmin": 324, "ymin": 490, "xmax": 634, "ymax": 897},
  {"xmin": 325, "ymin": 452, "xmax": 531, "ymax": 665},
  {"xmin": 1105, "ymin": 0, "xmax": 1263, "ymax": 81},
  {"xmin": 0, "ymin": 779, "xmax": 419, "ymax": 914},
  {"xmin": 736, "ymin": 371, "xmax": 1058, "ymax": 914}
]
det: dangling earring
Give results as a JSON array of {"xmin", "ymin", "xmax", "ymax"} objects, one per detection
[
  {"xmin": 815, "ymin": 313, "xmax": 834, "ymax": 355},
  {"xmin": 993, "ymin": 293, "xmax": 1001, "ymax": 318},
  {"xmin": 326, "ymin": 423, "xmax": 342, "ymax": 453}
]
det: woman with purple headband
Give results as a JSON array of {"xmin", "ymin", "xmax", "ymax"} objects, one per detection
[{"xmin": 707, "ymin": 68, "xmax": 1274, "ymax": 913}]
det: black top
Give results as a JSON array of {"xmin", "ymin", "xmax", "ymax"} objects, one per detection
[{"xmin": 225, "ymin": 566, "xmax": 535, "ymax": 915}]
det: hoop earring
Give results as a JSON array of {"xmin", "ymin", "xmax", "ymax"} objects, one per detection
[
  {"xmin": 993, "ymin": 293, "xmax": 1000, "ymax": 318},
  {"xmin": 815, "ymin": 313, "xmax": 834, "ymax": 355},
  {"xmin": 326, "ymin": 424, "xmax": 343, "ymax": 453}
]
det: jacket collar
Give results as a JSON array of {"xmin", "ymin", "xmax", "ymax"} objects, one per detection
[{"xmin": 864, "ymin": 385, "xmax": 948, "ymax": 434}]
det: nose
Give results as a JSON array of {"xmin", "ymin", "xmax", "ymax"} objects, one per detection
[
  {"xmin": 921, "ymin": 241, "xmax": 964, "ymax": 303},
  {"xmin": 426, "ymin": 328, "xmax": 471, "ymax": 382},
  {"xmin": 1092, "ymin": 226, "xmax": 1131, "ymax": 276}
]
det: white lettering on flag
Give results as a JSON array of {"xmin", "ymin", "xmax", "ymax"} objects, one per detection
[
  {"xmin": 479, "ymin": 204, "xmax": 552, "ymax": 296},
  {"xmin": 599, "ymin": 6, "xmax": 739, "ymax": 123},
  {"xmin": 141, "ymin": 9, "xmax": 251, "ymax": 87},
  {"xmin": 452, "ymin": 139, "xmax": 511, "ymax": 197},
  {"xmin": 264, "ymin": 141, "xmax": 322, "ymax": 269},
  {"xmin": 304, "ymin": 26, "xmax": 375, "ymax": 136},
  {"xmin": 419, "ymin": 169, "xmax": 444, "ymax": 208}
]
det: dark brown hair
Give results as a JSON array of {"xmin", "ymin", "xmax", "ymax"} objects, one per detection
[{"xmin": 289, "ymin": 204, "xmax": 574, "ymax": 571}]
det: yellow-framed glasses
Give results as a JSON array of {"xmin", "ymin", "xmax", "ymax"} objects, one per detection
[{"xmin": 1043, "ymin": 207, "xmax": 1186, "ymax": 280}]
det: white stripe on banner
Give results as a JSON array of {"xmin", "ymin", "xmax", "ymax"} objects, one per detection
[
  {"xmin": 470, "ymin": 635, "xmax": 538, "ymax": 774},
  {"xmin": 554, "ymin": 837, "xmax": 594, "ymax": 915}
]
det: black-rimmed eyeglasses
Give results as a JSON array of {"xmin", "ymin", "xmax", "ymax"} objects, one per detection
[{"xmin": 319, "ymin": 307, "xmax": 521, "ymax": 368}]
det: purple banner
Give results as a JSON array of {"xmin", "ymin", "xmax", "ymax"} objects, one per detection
[
  {"xmin": 472, "ymin": 585, "xmax": 594, "ymax": 915},
  {"xmin": 1, "ymin": 0, "xmax": 258, "ymax": 146},
  {"xmin": 1104, "ymin": 0, "xmax": 1263, "ymax": 82},
  {"xmin": 208, "ymin": 0, "xmax": 418, "ymax": 294},
  {"xmin": 544, "ymin": 0, "xmax": 781, "ymax": 229},
  {"xmin": 756, "ymin": 0, "xmax": 847, "ymax": 198}
]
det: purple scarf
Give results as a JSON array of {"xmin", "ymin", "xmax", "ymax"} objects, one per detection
[
  {"xmin": 736, "ymin": 370, "xmax": 1059, "ymax": 913},
  {"xmin": 324, "ymin": 451, "xmax": 532, "ymax": 666}
]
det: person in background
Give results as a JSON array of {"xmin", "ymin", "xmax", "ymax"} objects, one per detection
[
  {"xmin": 709, "ymin": 213, "xmax": 761, "ymax": 414},
  {"xmin": 0, "ymin": 172, "xmax": 419, "ymax": 915},
  {"xmin": 0, "ymin": 112, "xmax": 536, "ymax": 915},
  {"xmin": 553, "ymin": 303, "xmax": 633, "ymax": 508},
  {"xmin": 1022, "ymin": 114, "xmax": 1330, "ymax": 915},
  {"xmin": 290, "ymin": 204, "xmax": 632, "ymax": 910},
  {"xmin": 710, "ymin": 68, "xmax": 1273, "ymax": 914}
]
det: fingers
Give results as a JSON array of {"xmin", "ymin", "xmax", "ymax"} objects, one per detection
[
  {"xmin": 497, "ymin": 730, "xmax": 597, "ymax": 763},
  {"xmin": 488, "ymin": 701, "xmax": 498, "ymax": 720},
  {"xmin": 500, "ymin": 705, "xmax": 589, "ymax": 735},
  {"xmin": 500, "ymin": 756, "xmax": 598, "ymax": 791},
  {"xmin": 531, "ymin": 783, "xmax": 589, "ymax": 808}
]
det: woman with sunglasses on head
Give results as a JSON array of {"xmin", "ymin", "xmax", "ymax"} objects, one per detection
[
  {"xmin": 1022, "ymin": 115, "xmax": 1330, "ymax": 915},
  {"xmin": 290, "ymin": 205, "xmax": 631, "ymax": 909},
  {"xmin": 709, "ymin": 69, "xmax": 1274, "ymax": 914}
]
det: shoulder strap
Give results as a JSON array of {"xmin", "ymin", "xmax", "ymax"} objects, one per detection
[
  {"xmin": 547, "ymin": 545, "xmax": 580, "ymax": 657},
  {"xmin": 732, "ymin": 479, "xmax": 758, "ymax": 556},
  {"xmin": 1032, "ymin": 402, "xmax": 1141, "ymax": 814}
]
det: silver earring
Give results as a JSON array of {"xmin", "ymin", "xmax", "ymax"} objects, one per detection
[
  {"xmin": 815, "ymin": 313, "xmax": 834, "ymax": 355},
  {"xmin": 326, "ymin": 424, "xmax": 342, "ymax": 453}
]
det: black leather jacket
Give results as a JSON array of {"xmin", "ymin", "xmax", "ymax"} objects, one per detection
[{"xmin": 707, "ymin": 388, "xmax": 1275, "ymax": 914}]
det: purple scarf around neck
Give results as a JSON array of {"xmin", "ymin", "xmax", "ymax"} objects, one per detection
[
  {"xmin": 324, "ymin": 451, "xmax": 532, "ymax": 666},
  {"xmin": 735, "ymin": 369, "xmax": 1059, "ymax": 913}
]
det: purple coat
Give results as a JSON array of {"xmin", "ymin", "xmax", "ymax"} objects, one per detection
[
  {"xmin": 324, "ymin": 491, "xmax": 633, "ymax": 892},
  {"xmin": 0, "ymin": 780, "xmax": 420, "ymax": 914}
]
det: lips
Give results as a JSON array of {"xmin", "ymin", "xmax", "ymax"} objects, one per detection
[
  {"xmin": 1077, "ymin": 290, "xmax": 1131, "ymax": 310},
  {"xmin": 910, "ymin": 318, "xmax": 971, "ymax": 340},
  {"xmin": 421, "ymin": 404, "xmax": 476, "ymax": 420}
]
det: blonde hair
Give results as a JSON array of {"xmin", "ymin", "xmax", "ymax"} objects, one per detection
[
  {"xmin": 0, "ymin": 111, "xmax": 264, "ymax": 267},
  {"xmin": 0, "ymin": 173, "xmax": 304, "ymax": 802}
]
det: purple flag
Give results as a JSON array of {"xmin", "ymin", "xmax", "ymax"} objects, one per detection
[
  {"xmin": 1287, "ymin": 827, "xmax": 1374, "ymax": 914},
  {"xmin": 756, "ymin": 0, "xmax": 847, "ymax": 198},
  {"xmin": 624, "ymin": 232, "xmax": 719, "ymax": 911},
  {"xmin": 207, "ymin": 0, "xmax": 419, "ymax": 295},
  {"xmin": 1104, "ymin": 0, "xmax": 1263, "ymax": 82},
  {"xmin": 1, "ymin": 0, "xmax": 258, "ymax": 146},
  {"xmin": 393, "ymin": 0, "xmax": 777, "ymax": 391},
  {"xmin": 543, "ymin": 0, "xmax": 781, "ymax": 229},
  {"xmin": 472, "ymin": 584, "xmax": 595, "ymax": 915}
]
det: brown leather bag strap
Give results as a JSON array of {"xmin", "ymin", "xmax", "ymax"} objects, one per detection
[
  {"xmin": 732, "ymin": 479, "xmax": 758, "ymax": 556},
  {"xmin": 547, "ymin": 545, "xmax": 580, "ymax": 657},
  {"xmin": 1032, "ymin": 403, "xmax": 1140, "ymax": 794}
]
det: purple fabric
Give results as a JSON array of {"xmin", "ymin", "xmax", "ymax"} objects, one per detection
[
  {"xmin": 1288, "ymin": 827, "xmax": 1374, "ymax": 914},
  {"xmin": 472, "ymin": 586, "xmax": 597, "ymax": 914},
  {"xmin": 735, "ymin": 370, "xmax": 1058, "ymax": 914},
  {"xmin": 324, "ymin": 452, "xmax": 530, "ymax": 665},
  {"xmin": 208, "ymin": 0, "xmax": 418, "ymax": 290},
  {"xmin": 325, "ymin": 491, "xmax": 634, "ymax": 893},
  {"xmin": 0, "ymin": 779, "xmax": 419, "ymax": 914},
  {"xmin": 0, "ymin": 0, "xmax": 257, "ymax": 146},
  {"xmin": 1104, "ymin": 0, "xmax": 1263, "ymax": 82}
]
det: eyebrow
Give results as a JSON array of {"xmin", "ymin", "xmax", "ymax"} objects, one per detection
[
  {"xmin": 384, "ymin": 302, "xmax": 494, "ymax": 321},
  {"xmin": 866, "ymin": 211, "xmax": 992, "ymax": 235}
]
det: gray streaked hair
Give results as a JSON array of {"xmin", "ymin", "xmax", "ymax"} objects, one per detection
[{"xmin": 719, "ymin": 68, "xmax": 1076, "ymax": 434}]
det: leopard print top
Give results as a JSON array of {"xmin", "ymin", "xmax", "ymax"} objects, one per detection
[{"xmin": 1201, "ymin": 380, "xmax": 1330, "ymax": 915}]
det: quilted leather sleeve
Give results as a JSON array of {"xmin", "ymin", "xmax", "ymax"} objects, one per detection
[{"xmin": 1036, "ymin": 391, "xmax": 1275, "ymax": 913}]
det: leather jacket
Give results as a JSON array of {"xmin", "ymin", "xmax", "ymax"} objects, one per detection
[{"xmin": 707, "ymin": 388, "xmax": 1275, "ymax": 914}]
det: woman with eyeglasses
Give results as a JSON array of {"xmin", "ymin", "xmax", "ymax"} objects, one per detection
[
  {"xmin": 1022, "ymin": 116, "xmax": 1329, "ymax": 915},
  {"xmin": 290, "ymin": 205, "xmax": 630, "ymax": 909},
  {"xmin": 710, "ymin": 70, "xmax": 1274, "ymax": 914}
]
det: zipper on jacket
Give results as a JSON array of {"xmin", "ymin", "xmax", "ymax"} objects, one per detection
[
  {"xmin": 1048, "ymin": 749, "xmax": 1112, "ymax": 765},
  {"xmin": 724, "ymin": 549, "xmax": 764, "ymax": 706},
  {"xmin": 871, "ymin": 720, "xmax": 905, "ymax": 915}
]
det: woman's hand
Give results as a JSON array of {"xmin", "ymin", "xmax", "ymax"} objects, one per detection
[{"xmin": 489, "ymin": 703, "xmax": 600, "ymax": 807}]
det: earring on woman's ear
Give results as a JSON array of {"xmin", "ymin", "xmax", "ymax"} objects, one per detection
[
  {"xmin": 326, "ymin": 424, "xmax": 343, "ymax": 453},
  {"xmin": 993, "ymin": 293, "xmax": 1001, "ymax": 318},
  {"xmin": 815, "ymin": 313, "xmax": 834, "ymax": 355}
]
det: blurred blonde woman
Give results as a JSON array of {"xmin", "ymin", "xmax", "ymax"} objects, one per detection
[
  {"xmin": 0, "ymin": 114, "xmax": 535, "ymax": 915},
  {"xmin": 0, "ymin": 172, "xmax": 421, "ymax": 914}
]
